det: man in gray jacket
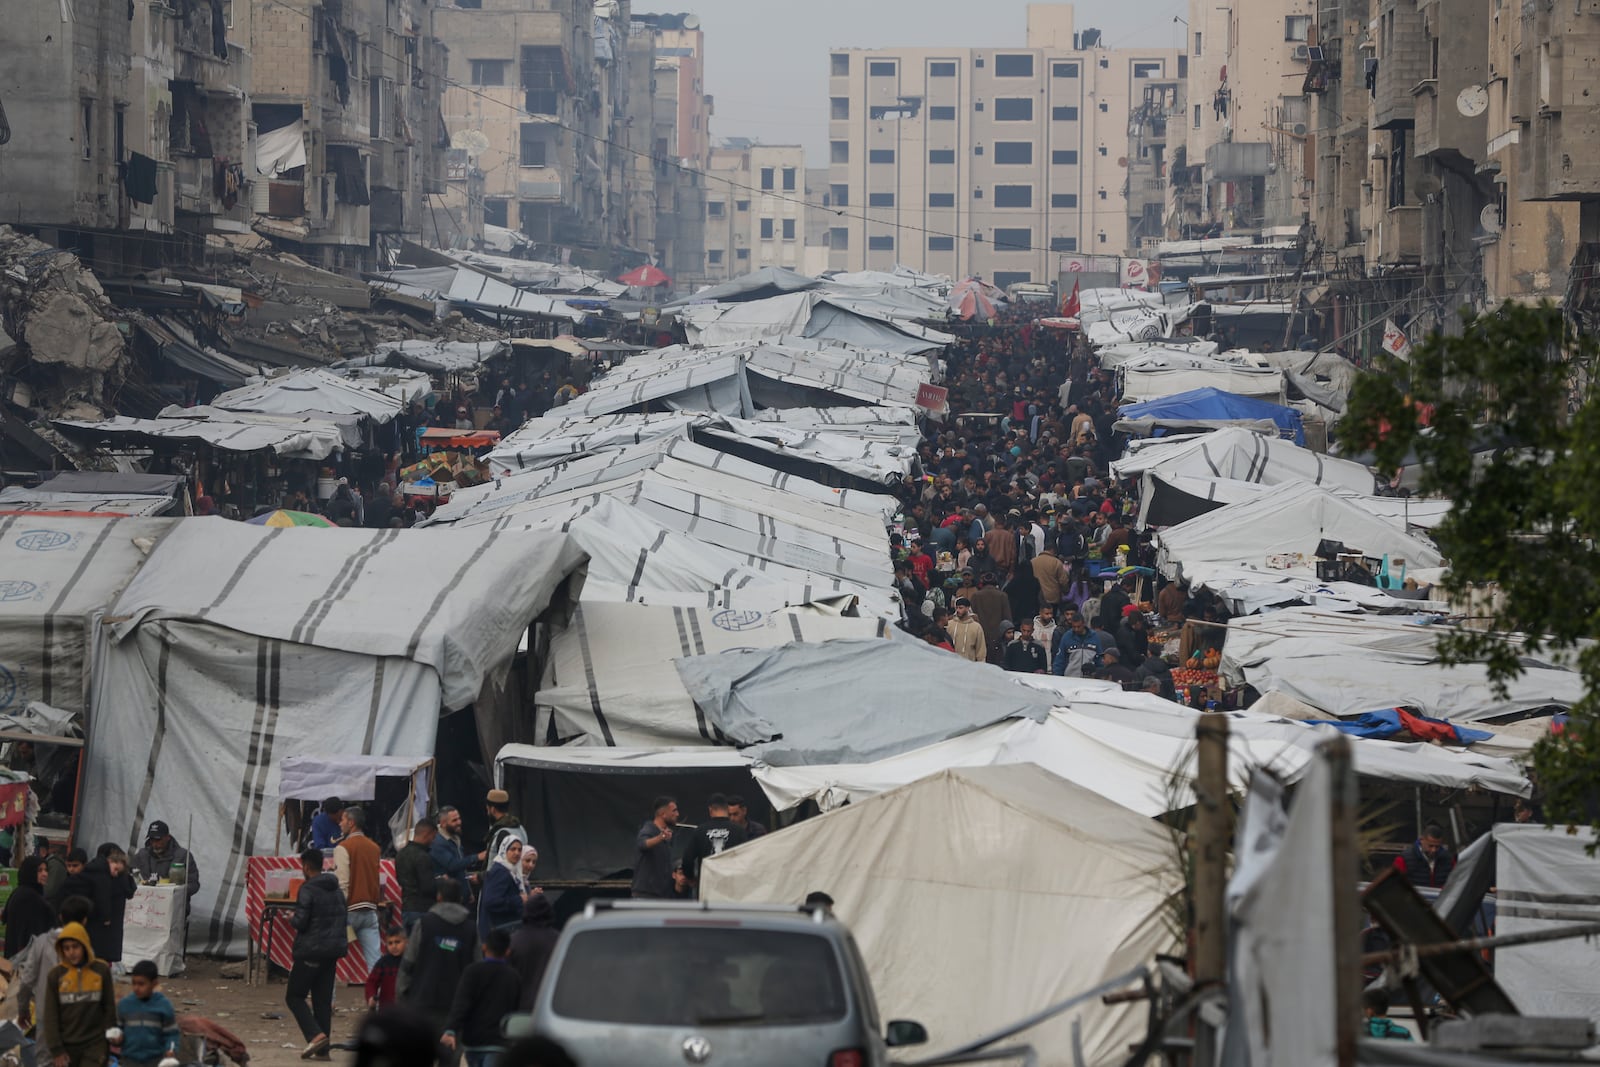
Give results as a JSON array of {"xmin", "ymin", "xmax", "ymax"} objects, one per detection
[{"xmin": 130, "ymin": 820, "xmax": 199, "ymax": 898}]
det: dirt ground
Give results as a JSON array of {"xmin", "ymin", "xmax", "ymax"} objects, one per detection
[{"xmin": 139, "ymin": 958, "xmax": 367, "ymax": 1067}]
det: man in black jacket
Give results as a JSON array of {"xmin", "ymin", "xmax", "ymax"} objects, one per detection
[
  {"xmin": 399, "ymin": 879, "xmax": 479, "ymax": 1038},
  {"xmin": 395, "ymin": 819, "xmax": 438, "ymax": 930},
  {"xmin": 441, "ymin": 929, "xmax": 521, "ymax": 1067},
  {"xmin": 287, "ymin": 848, "xmax": 347, "ymax": 1059}
]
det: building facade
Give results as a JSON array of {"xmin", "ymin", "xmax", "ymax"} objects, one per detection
[
  {"xmin": 645, "ymin": 15, "xmax": 711, "ymax": 289},
  {"xmin": 824, "ymin": 4, "xmax": 1178, "ymax": 287},
  {"xmin": 704, "ymin": 142, "xmax": 806, "ymax": 280}
]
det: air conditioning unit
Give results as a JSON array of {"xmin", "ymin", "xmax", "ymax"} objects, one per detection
[
  {"xmin": 1369, "ymin": 141, "xmax": 1384, "ymax": 159},
  {"xmin": 1290, "ymin": 44, "xmax": 1311, "ymax": 60},
  {"xmin": 1293, "ymin": 122, "xmax": 1308, "ymax": 135}
]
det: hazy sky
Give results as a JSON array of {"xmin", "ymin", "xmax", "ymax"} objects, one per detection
[{"xmin": 678, "ymin": 0, "xmax": 1190, "ymax": 163}]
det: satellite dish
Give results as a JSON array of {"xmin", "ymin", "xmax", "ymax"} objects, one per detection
[
  {"xmin": 681, "ymin": 13, "xmax": 701, "ymax": 29},
  {"xmin": 1480, "ymin": 204, "xmax": 1501, "ymax": 234},
  {"xmin": 1457, "ymin": 84, "xmax": 1489, "ymax": 118}
]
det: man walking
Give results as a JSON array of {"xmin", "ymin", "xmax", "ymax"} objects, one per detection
[
  {"xmin": 286, "ymin": 849, "xmax": 346, "ymax": 1060},
  {"xmin": 395, "ymin": 819, "xmax": 438, "ymax": 931},
  {"xmin": 629, "ymin": 797, "xmax": 678, "ymax": 900},
  {"xmin": 334, "ymin": 806, "xmax": 383, "ymax": 968},
  {"xmin": 130, "ymin": 821, "xmax": 198, "ymax": 899}
]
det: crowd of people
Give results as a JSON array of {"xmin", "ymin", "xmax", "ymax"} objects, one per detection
[
  {"xmin": 0, "ymin": 820, "xmax": 200, "ymax": 1067},
  {"xmin": 885, "ymin": 311, "xmax": 1229, "ymax": 700}
]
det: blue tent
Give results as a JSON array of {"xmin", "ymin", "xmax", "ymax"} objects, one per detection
[{"xmin": 1118, "ymin": 387, "xmax": 1305, "ymax": 444}]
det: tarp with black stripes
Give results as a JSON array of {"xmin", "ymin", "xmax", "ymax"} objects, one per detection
[
  {"xmin": 0, "ymin": 516, "xmax": 172, "ymax": 717},
  {"xmin": 77, "ymin": 518, "xmax": 586, "ymax": 956}
]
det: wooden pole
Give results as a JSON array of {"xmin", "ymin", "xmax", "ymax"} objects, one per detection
[
  {"xmin": 1192, "ymin": 713, "xmax": 1231, "ymax": 1067},
  {"xmin": 1326, "ymin": 736, "xmax": 1361, "ymax": 1067}
]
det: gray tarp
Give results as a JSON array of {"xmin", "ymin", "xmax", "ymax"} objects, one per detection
[
  {"xmin": 667, "ymin": 266, "xmax": 819, "ymax": 306},
  {"xmin": 674, "ymin": 638, "xmax": 1060, "ymax": 766},
  {"xmin": 38, "ymin": 472, "xmax": 182, "ymax": 496}
]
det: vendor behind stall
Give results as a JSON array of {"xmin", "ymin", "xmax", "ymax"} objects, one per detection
[{"xmin": 130, "ymin": 821, "xmax": 200, "ymax": 898}]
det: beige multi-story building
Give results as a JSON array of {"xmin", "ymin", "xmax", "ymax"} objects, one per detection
[
  {"xmin": 824, "ymin": 4, "xmax": 1177, "ymax": 287},
  {"xmin": 436, "ymin": 0, "xmax": 631, "ymax": 265},
  {"xmin": 1179, "ymin": 0, "xmax": 1314, "ymax": 238},
  {"xmin": 802, "ymin": 166, "xmax": 833, "ymax": 275},
  {"xmin": 704, "ymin": 142, "xmax": 806, "ymax": 280}
]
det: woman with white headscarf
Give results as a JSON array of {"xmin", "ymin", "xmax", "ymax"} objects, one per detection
[{"xmin": 477, "ymin": 836, "xmax": 527, "ymax": 940}]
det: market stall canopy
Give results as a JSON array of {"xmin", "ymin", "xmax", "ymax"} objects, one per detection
[
  {"xmin": 824, "ymin": 266, "xmax": 949, "ymax": 290},
  {"xmin": 535, "ymin": 601, "xmax": 891, "ymax": 747},
  {"xmin": 0, "ymin": 516, "xmax": 173, "ymax": 716},
  {"xmin": 700, "ymin": 765, "xmax": 1182, "ymax": 1065},
  {"xmin": 54, "ymin": 412, "xmax": 346, "ymax": 460},
  {"xmin": 208, "ymin": 368, "xmax": 404, "ymax": 423},
  {"xmin": 1220, "ymin": 607, "xmax": 1585, "ymax": 723},
  {"xmin": 667, "ymin": 266, "xmax": 819, "ymax": 306},
  {"xmin": 419, "ymin": 426, "xmax": 500, "ymax": 449},
  {"xmin": 0, "ymin": 470, "xmax": 181, "ymax": 516},
  {"xmin": 1118, "ymin": 388, "xmax": 1305, "ymax": 444},
  {"xmin": 37, "ymin": 471, "xmax": 182, "ymax": 496},
  {"xmin": 947, "ymin": 277, "xmax": 1001, "ymax": 321},
  {"xmin": 278, "ymin": 754, "xmax": 431, "ymax": 802}
]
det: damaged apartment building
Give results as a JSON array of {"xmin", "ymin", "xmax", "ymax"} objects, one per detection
[
  {"xmin": 1170, "ymin": 0, "xmax": 1600, "ymax": 354},
  {"xmin": 0, "ymin": 0, "xmax": 448, "ymax": 274},
  {"xmin": 433, "ymin": 1, "xmax": 692, "ymax": 275}
]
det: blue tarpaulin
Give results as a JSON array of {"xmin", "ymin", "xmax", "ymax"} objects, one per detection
[
  {"xmin": 1119, "ymin": 387, "xmax": 1305, "ymax": 444},
  {"xmin": 1307, "ymin": 708, "xmax": 1495, "ymax": 746}
]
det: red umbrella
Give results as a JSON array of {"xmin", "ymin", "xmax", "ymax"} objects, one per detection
[{"xmin": 618, "ymin": 264, "xmax": 671, "ymax": 287}]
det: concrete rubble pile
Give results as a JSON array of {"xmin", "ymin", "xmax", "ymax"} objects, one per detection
[{"xmin": 0, "ymin": 225, "xmax": 127, "ymax": 417}]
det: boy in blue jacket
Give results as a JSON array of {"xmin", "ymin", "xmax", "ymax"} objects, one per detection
[{"xmin": 115, "ymin": 961, "xmax": 180, "ymax": 1067}]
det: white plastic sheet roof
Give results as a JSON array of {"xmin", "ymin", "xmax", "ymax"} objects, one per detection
[
  {"xmin": 1094, "ymin": 338, "xmax": 1221, "ymax": 368},
  {"xmin": 56, "ymin": 412, "xmax": 346, "ymax": 460},
  {"xmin": 698, "ymin": 415, "xmax": 915, "ymax": 485},
  {"xmin": 669, "ymin": 266, "xmax": 819, "ymax": 306},
  {"xmin": 1220, "ymin": 607, "xmax": 1584, "ymax": 723},
  {"xmin": 446, "ymin": 269, "xmax": 587, "ymax": 321},
  {"xmin": 676, "ymin": 291, "xmax": 954, "ymax": 354},
  {"xmin": 1111, "ymin": 427, "xmax": 1375, "ymax": 494},
  {"xmin": 752, "ymin": 699, "xmax": 1530, "ymax": 817},
  {"xmin": 208, "ymin": 368, "xmax": 404, "ymax": 422},
  {"xmin": 109, "ymin": 516, "xmax": 586, "ymax": 710},
  {"xmin": 486, "ymin": 411, "xmax": 705, "ymax": 469}
]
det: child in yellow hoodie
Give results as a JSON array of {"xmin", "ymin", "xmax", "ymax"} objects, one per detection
[{"xmin": 43, "ymin": 923, "xmax": 116, "ymax": 1067}]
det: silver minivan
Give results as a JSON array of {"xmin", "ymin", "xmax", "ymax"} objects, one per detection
[{"xmin": 512, "ymin": 901, "xmax": 928, "ymax": 1066}]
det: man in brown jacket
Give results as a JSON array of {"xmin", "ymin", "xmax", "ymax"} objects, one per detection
[
  {"xmin": 1032, "ymin": 545, "xmax": 1071, "ymax": 610},
  {"xmin": 986, "ymin": 515, "xmax": 1017, "ymax": 580},
  {"xmin": 335, "ymin": 805, "xmax": 383, "ymax": 968}
]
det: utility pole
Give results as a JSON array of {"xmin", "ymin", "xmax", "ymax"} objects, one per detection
[
  {"xmin": 1192, "ymin": 713, "xmax": 1231, "ymax": 1067},
  {"xmin": 1326, "ymin": 736, "xmax": 1361, "ymax": 1067}
]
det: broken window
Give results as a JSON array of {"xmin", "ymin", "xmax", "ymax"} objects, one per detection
[{"xmin": 327, "ymin": 144, "xmax": 369, "ymax": 205}]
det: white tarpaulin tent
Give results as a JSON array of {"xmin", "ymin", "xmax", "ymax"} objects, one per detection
[
  {"xmin": 1118, "ymin": 355, "xmax": 1287, "ymax": 404},
  {"xmin": 207, "ymin": 368, "xmax": 404, "ymax": 422},
  {"xmin": 0, "ymin": 516, "xmax": 172, "ymax": 716},
  {"xmin": 1135, "ymin": 471, "xmax": 1450, "ymax": 532},
  {"xmin": 535, "ymin": 601, "xmax": 890, "ymax": 747},
  {"xmin": 1110, "ymin": 426, "xmax": 1376, "ymax": 493},
  {"xmin": 700, "ymin": 765, "xmax": 1181, "ymax": 1066},
  {"xmin": 676, "ymin": 292, "xmax": 954, "ymax": 354},
  {"xmin": 340, "ymin": 339, "xmax": 513, "ymax": 375},
  {"xmin": 1493, "ymin": 823, "xmax": 1600, "ymax": 1027},
  {"xmin": 1220, "ymin": 607, "xmax": 1584, "ymax": 722},
  {"xmin": 78, "ymin": 518, "xmax": 586, "ymax": 956},
  {"xmin": 0, "ymin": 489, "xmax": 175, "ymax": 516}
]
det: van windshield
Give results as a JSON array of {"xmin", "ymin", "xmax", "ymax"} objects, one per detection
[{"xmin": 551, "ymin": 927, "xmax": 848, "ymax": 1027}]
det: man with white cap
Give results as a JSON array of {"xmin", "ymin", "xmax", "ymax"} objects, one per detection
[{"xmin": 482, "ymin": 789, "xmax": 527, "ymax": 866}]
